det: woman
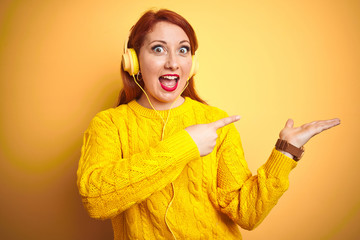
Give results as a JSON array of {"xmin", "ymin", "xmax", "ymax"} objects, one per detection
[{"xmin": 77, "ymin": 9, "xmax": 340, "ymax": 240}]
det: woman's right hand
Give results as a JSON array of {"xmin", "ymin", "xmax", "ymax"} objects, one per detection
[{"xmin": 185, "ymin": 115, "xmax": 240, "ymax": 157}]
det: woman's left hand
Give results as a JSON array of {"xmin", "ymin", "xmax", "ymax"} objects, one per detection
[{"xmin": 279, "ymin": 118, "xmax": 341, "ymax": 148}]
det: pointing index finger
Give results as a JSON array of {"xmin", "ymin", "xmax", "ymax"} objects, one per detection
[{"xmin": 212, "ymin": 115, "xmax": 241, "ymax": 129}]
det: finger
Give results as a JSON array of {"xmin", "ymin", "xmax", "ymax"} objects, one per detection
[
  {"xmin": 318, "ymin": 118, "xmax": 341, "ymax": 126},
  {"xmin": 302, "ymin": 118, "xmax": 340, "ymax": 129},
  {"xmin": 285, "ymin": 118, "xmax": 294, "ymax": 128},
  {"xmin": 307, "ymin": 118, "xmax": 340, "ymax": 129},
  {"xmin": 324, "ymin": 118, "xmax": 341, "ymax": 125},
  {"xmin": 211, "ymin": 115, "xmax": 241, "ymax": 129},
  {"xmin": 316, "ymin": 119, "xmax": 341, "ymax": 131}
]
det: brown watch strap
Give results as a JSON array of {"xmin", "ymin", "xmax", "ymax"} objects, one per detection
[{"xmin": 275, "ymin": 139, "xmax": 304, "ymax": 161}]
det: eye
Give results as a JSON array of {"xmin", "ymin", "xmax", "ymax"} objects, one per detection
[
  {"xmin": 152, "ymin": 45, "xmax": 164, "ymax": 53},
  {"xmin": 179, "ymin": 46, "xmax": 190, "ymax": 54}
]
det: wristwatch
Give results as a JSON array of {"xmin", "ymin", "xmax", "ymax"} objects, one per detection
[{"xmin": 275, "ymin": 139, "xmax": 304, "ymax": 161}]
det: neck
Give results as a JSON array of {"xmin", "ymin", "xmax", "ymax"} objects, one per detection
[{"xmin": 137, "ymin": 95, "xmax": 185, "ymax": 111}]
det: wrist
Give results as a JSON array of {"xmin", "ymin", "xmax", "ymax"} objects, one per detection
[
  {"xmin": 278, "ymin": 150, "xmax": 294, "ymax": 159},
  {"xmin": 275, "ymin": 139, "xmax": 304, "ymax": 161}
]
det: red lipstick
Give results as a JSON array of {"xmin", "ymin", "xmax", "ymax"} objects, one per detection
[{"xmin": 159, "ymin": 74, "xmax": 179, "ymax": 92}]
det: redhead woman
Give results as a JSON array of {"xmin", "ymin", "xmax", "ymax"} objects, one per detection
[{"xmin": 77, "ymin": 9, "xmax": 340, "ymax": 240}]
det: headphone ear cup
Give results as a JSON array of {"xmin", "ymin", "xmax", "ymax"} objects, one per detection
[
  {"xmin": 122, "ymin": 48, "xmax": 139, "ymax": 76},
  {"xmin": 188, "ymin": 55, "xmax": 199, "ymax": 80}
]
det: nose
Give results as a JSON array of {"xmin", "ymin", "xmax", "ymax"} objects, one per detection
[{"xmin": 165, "ymin": 52, "xmax": 179, "ymax": 70}]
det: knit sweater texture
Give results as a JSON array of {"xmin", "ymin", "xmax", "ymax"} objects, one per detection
[{"xmin": 77, "ymin": 97, "xmax": 297, "ymax": 240}]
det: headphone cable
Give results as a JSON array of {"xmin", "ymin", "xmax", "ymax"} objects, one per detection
[{"xmin": 131, "ymin": 75, "xmax": 190, "ymax": 240}]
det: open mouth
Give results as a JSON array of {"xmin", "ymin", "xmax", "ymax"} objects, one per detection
[{"xmin": 159, "ymin": 74, "xmax": 179, "ymax": 92}]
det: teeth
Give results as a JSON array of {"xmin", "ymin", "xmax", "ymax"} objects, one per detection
[{"xmin": 162, "ymin": 75, "xmax": 178, "ymax": 80}]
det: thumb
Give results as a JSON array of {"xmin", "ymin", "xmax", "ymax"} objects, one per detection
[{"xmin": 285, "ymin": 118, "xmax": 294, "ymax": 128}]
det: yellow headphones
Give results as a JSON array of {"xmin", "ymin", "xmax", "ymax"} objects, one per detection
[{"xmin": 122, "ymin": 40, "xmax": 199, "ymax": 80}]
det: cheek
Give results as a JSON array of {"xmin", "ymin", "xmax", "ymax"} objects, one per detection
[
  {"xmin": 185, "ymin": 59, "xmax": 192, "ymax": 74},
  {"xmin": 140, "ymin": 56, "xmax": 165, "ymax": 76},
  {"xmin": 179, "ymin": 57, "xmax": 192, "ymax": 72}
]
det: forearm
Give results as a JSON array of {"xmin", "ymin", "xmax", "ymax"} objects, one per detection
[{"xmin": 213, "ymin": 149, "xmax": 297, "ymax": 230}]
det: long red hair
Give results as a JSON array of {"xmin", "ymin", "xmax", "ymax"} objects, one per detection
[{"xmin": 117, "ymin": 9, "xmax": 207, "ymax": 106}]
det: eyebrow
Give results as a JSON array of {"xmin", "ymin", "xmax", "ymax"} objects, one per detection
[
  {"xmin": 179, "ymin": 40, "xmax": 190, "ymax": 44},
  {"xmin": 149, "ymin": 40, "xmax": 190, "ymax": 45}
]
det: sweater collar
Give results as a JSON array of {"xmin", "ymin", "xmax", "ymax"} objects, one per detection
[{"xmin": 128, "ymin": 97, "xmax": 193, "ymax": 119}]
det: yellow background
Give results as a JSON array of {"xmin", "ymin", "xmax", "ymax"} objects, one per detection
[{"xmin": 0, "ymin": 0, "xmax": 359, "ymax": 239}]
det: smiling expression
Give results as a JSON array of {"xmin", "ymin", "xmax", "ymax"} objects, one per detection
[{"xmin": 137, "ymin": 21, "xmax": 192, "ymax": 110}]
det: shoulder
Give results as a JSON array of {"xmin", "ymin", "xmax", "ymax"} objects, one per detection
[{"xmin": 88, "ymin": 103, "xmax": 132, "ymax": 130}]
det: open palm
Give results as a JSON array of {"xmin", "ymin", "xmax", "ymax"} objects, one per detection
[{"xmin": 279, "ymin": 118, "xmax": 341, "ymax": 148}]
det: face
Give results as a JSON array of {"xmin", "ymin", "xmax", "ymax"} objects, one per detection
[{"xmin": 138, "ymin": 21, "xmax": 192, "ymax": 110}]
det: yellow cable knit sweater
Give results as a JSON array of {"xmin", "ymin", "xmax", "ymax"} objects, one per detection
[{"xmin": 77, "ymin": 97, "xmax": 297, "ymax": 240}]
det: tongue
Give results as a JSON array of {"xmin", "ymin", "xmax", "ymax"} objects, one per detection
[{"xmin": 159, "ymin": 78, "xmax": 176, "ymax": 87}]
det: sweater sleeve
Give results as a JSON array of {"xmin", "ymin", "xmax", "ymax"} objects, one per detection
[
  {"xmin": 77, "ymin": 111, "xmax": 200, "ymax": 220},
  {"xmin": 208, "ymin": 120, "xmax": 297, "ymax": 230}
]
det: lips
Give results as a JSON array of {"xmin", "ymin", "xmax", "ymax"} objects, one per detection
[{"xmin": 159, "ymin": 74, "xmax": 179, "ymax": 92}]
